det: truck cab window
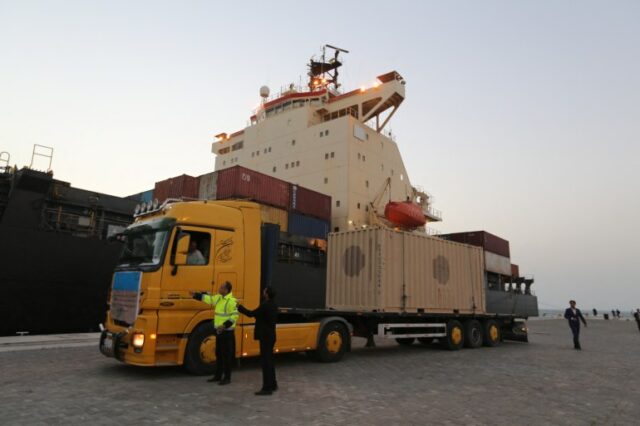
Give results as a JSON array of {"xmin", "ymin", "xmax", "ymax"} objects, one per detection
[{"xmin": 172, "ymin": 231, "xmax": 211, "ymax": 265}]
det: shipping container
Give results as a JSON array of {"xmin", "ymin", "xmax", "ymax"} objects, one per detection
[
  {"xmin": 288, "ymin": 212, "xmax": 330, "ymax": 240},
  {"xmin": 511, "ymin": 264, "xmax": 520, "ymax": 277},
  {"xmin": 154, "ymin": 175, "xmax": 199, "ymax": 203},
  {"xmin": 439, "ymin": 231, "xmax": 510, "ymax": 258},
  {"xmin": 126, "ymin": 189, "xmax": 154, "ymax": 204},
  {"xmin": 260, "ymin": 205, "xmax": 288, "ymax": 231},
  {"xmin": 215, "ymin": 166, "xmax": 290, "ymax": 209},
  {"xmin": 327, "ymin": 227, "xmax": 486, "ymax": 314},
  {"xmin": 290, "ymin": 184, "xmax": 332, "ymax": 221},
  {"xmin": 198, "ymin": 172, "xmax": 218, "ymax": 200},
  {"xmin": 484, "ymin": 251, "xmax": 511, "ymax": 276}
]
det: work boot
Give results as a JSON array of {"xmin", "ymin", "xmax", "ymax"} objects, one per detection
[
  {"xmin": 218, "ymin": 378, "xmax": 231, "ymax": 385},
  {"xmin": 255, "ymin": 389, "xmax": 273, "ymax": 396},
  {"xmin": 207, "ymin": 376, "xmax": 221, "ymax": 383}
]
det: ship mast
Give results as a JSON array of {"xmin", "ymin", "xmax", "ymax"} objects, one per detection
[{"xmin": 307, "ymin": 44, "xmax": 349, "ymax": 92}]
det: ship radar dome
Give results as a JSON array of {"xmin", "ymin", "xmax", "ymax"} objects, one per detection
[{"xmin": 259, "ymin": 85, "xmax": 270, "ymax": 98}]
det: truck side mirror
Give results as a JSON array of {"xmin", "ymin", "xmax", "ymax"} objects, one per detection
[{"xmin": 174, "ymin": 233, "xmax": 191, "ymax": 267}]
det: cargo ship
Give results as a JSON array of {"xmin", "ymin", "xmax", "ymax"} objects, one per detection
[
  {"xmin": 0, "ymin": 150, "xmax": 137, "ymax": 335},
  {"xmin": 99, "ymin": 46, "xmax": 539, "ymax": 373}
]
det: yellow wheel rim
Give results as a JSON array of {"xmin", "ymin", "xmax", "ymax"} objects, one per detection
[
  {"xmin": 451, "ymin": 327, "xmax": 462, "ymax": 345},
  {"xmin": 200, "ymin": 335, "xmax": 216, "ymax": 363},
  {"xmin": 326, "ymin": 331, "xmax": 343, "ymax": 354},
  {"xmin": 489, "ymin": 325, "xmax": 499, "ymax": 342}
]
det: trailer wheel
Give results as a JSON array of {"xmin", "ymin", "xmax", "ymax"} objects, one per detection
[
  {"xmin": 418, "ymin": 337, "xmax": 434, "ymax": 345},
  {"xmin": 483, "ymin": 319, "xmax": 502, "ymax": 347},
  {"xmin": 315, "ymin": 322, "xmax": 349, "ymax": 363},
  {"xmin": 395, "ymin": 338, "xmax": 416, "ymax": 346},
  {"xmin": 441, "ymin": 320, "xmax": 464, "ymax": 351},
  {"xmin": 184, "ymin": 322, "xmax": 217, "ymax": 375},
  {"xmin": 464, "ymin": 320, "xmax": 483, "ymax": 348}
]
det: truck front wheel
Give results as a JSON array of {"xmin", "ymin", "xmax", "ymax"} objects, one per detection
[
  {"xmin": 441, "ymin": 320, "xmax": 465, "ymax": 351},
  {"xmin": 314, "ymin": 322, "xmax": 349, "ymax": 362},
  {"xmin": 184, "ymin": 322, "xmax": 217, "ymax": 375}
]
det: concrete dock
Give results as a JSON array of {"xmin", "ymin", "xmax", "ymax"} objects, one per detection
[{"xmin": 1, "ymin": 319, "xmax": 638, "ymax": 425}]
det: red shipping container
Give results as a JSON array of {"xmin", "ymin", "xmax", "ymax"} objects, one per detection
[
  {"xmin": 215, "ymin": 166, "xmax": 290, "ymax": 210},
  {"xmin": 290, "ymin": 184, "xmax": 331, "ymax": 221},
  {"xmin": 154, "ymin": 174, "xmax": 200, "ymax": 203},
  {"xmin": 511, "ymin": 264, "xmax": 520, "ymax": 277},
  {"xmin": 440, "ymin": 231, "xmax": 510, "ymax": 258}
]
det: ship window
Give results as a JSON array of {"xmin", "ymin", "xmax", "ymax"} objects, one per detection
[
  {"xmin": 366, "ymin": 180, "xmax": 369, "ymax": 188},
  {"xmin": 319, "ymin": 131, "xmax": 323, "ymax": 137},
  {"xmin": 325, "ymin": 130, "xmax": 329, "ymax": 136},
  {"xmin": 365, "ymin": 206, "xmax": 369, "ymax": 212},
  {"xmin": 219, "ymin": 147, "xmax": 230, "ymax": 155},
  {"xmin": 264, "ymin": 148, "xmax": 267, "ymax": 154},
  {"xmin": 336, "ymin": 200, "xmax": 340, "ymax": 207},
  {"xmin": 362, "ymin": 155, "xmax": 366, "ymax": 162},
  {"xmin": 325, "ymin": 153, "xmax": 329, "ymax": 160},
  {"xmin": 391, "ymin": 169, "xmax": 394, "ymax": 176},
  {"xmin": 358, "ymin": 153, "xmax": 361, "ymax": 160},
  {"xmin": 256, "ymin": 151, "xmax": 260, "ymax": 156},
  {"xmin": 223, "ymin": 161, "xmax": 226, "ymax": 166},
  {"xmin": 231, "ymin": 141, "xmax": 243, "ymax": 151},
  {"xmin": 292, "ymin": 139, "xmax": 296, "ymax": 145},
  {"xmin": 268, "ymin": 147, "xmax": 272, "ymax": 152},
  {"xmin": 251, "ymin": 152, "xmax": 255, "ymax": 157},
  {"xmin": 381, "ymin": 164, "xmax": 384, "ymax": 171},
  {"xmin": 296, "ymin": 160, "xmax": 300, "ymax": 167},
  {"xmin": 291, "ymin": 162, "xmax": 295, "ymax": 168},
  {"xmin": 357, "ymin": 203, "xmax": 361, "ymax": 209},
  {"xmin": 330, "ymin": 152, "xmax": 335, "ymax": 158},
  {"xmin": 334, "ymin": 227, "xmax": 340, "ymax": 232},
  {"xmin": 285, "ymin": 164, "xmax": 289, "ymax": 169},
  {"xmin": 273, "ymin": 166, "xmax": 276, "ymax": 173},
  {"xmin": 324, "ymin": 177, "xmax": 328, "ymax": 184}
]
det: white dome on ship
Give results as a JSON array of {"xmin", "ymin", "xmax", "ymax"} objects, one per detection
[{"xmin": 259, "ymin": 85, "xmax": 270, "ymax": 98}]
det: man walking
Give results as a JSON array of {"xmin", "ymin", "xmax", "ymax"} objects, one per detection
[
  {"xmin": 564, "ymin": 300, "xmax": 587, "ymax": 350},
  {"xmin": 238, "ymin": 286, "xmax": 278, "ymax": 395},
  {"xmin": 634, "ymin": 309, "xmax": 640, "ymax": 333},
  {"xmin": 192, "ymin": 282, "xmax": 238, "ymax": 384}
]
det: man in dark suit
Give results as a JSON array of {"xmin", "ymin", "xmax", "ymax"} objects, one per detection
[
  {"xmin": 238, "ymin": 286, "xmax": 278, "ymax": 395},
  {"xmin": 564, "ymin": 300, "xmax": 587, "ymax": 350}
]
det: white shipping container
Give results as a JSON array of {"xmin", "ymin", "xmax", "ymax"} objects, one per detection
[
  {"xmin": 327, "ymin": 228, "xmax": 486, "ymax": 314},
  {"xmin": 198, "ymin": 172, "xmax": 218, "ymax": 200},
  {"xmin": 484, "ymin": 251, "xmax": 511, "ymax": 276}
]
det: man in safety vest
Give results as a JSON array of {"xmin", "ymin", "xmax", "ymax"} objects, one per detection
[{"xmin": 192, "ymin": 282, "xmax": 238, "ymax": 384}]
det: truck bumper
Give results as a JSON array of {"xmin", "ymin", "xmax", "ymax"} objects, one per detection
[{"xmin": 99, "ymin": 330, "xmax": 128, "ymax": 361}]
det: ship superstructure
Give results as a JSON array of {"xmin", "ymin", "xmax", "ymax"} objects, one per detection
[{"xmin": 212, "ymin": 46, "xmax": 441, "ymax": 232}]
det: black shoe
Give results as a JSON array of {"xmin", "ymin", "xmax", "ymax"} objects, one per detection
[
  {"xmin": 218, "ymin": 379, "xmax": 231, "ymax": 385},
  {"xmin": 255, "ymin": 390, "xmax": 272, "ymax": 396},
  {"xmin": 207, "ymin": 376, "xmax": 221, "ymax": 383},
  {"xmin": 272, "ymin": 385, "xmax": 278, "ymax": 392}
]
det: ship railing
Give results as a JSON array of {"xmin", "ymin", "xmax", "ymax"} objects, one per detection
[
  {"xmin": 424, "ymin": 205, "xmax": 442, "ymax": 220},
  {"xmin": 425, "ymin": 227, "xmax": 441, "ymax": 236}
]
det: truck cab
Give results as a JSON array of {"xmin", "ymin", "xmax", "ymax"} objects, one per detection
[{"xmin": 100, "ymin": 200, "xmax": 319, "ymax": 374}]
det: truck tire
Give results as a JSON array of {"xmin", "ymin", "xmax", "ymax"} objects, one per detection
[
  {"xmin": 396, "ymin": 338, "xmax": 416, "ymax": 346},
  {"xmin": 441, "ymin": 320, "xmax": 464, "ymax": 351},
  {"xmin": 314, "ymin": 322, "xmax": 349, "ymax": 363},
  {"xmin": 483, "ymin": 319, "xmax": 502, "ymax": 347},
  {"xmin": 464, "ymin": 320, "xmax": 483, "ymax": 348},
  {"xmin": 184, "ymin": 322, "xmax": 218, "ymax": 375},
  {"xmin": 418, "ymin": 337, "xmax": 434, "ymax": 345}
]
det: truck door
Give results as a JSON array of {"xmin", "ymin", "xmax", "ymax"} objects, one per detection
[{"xmin": 159, "ymin": 227, "xmax": 215, "ymax": 334}]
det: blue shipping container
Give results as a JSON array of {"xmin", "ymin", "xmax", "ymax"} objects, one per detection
[
  {"xmin": 287, "ymin": 213, "xmax": 330, "ymax": 240},
  {"xmin": 126, "ymin": 189, "xmax": 154, "ymax": 203}
]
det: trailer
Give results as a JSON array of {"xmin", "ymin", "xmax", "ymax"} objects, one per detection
[{"xmin": 99, "ymin": 200, "xmax": 536, "ymax": 374}]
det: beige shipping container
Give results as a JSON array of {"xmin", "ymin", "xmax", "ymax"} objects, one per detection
[
  {"xmin": 198, "ymin": 171, "xmax": 218, "ymax": 200},
  {"xmin": 327, "ymin": 227, "xmax": 486, "ymax": 314},
  {"xmin": 259, "ymin": 205, "xmax": 288, "ymax": 231}
]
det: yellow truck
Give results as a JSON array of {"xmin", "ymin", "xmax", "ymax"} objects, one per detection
[{"xmin": 100, "ymin": 200, "xmax": 535, "ymax": 374}]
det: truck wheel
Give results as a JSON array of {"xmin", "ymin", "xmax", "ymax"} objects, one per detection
[
  {"xmin": 418, "ymin": 337, "xmax": 434, "ymax": 345},
  {"xmin": 483, "ymin": 319, "xmax": 502, "ymax": 347},
  {"xmin": 464, "ymin": 320, "xmax": 483, "ymax": 348},
  {"xmin": 441, "ymin": 320, "xmax": 464, "ymax": 351},
  {"xmin": 315, "ymin": 322, "xmax": 349, "ymax": 363},
  {"xmin": 184, "ymin": 322, "xmax": 217, "ymax": 375},
  {"xmin": 396, "ymin": 338, "xmax": 416, "ymax": 346}
]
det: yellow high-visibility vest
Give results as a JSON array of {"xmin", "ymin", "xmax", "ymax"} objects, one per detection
[{"xmin": 201, "ymin": 292, "xmax": 239, "ymax": 330}]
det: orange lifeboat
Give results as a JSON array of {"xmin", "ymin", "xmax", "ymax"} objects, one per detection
[{"xmin": 384, "ymin": 201, "xmax": 426, "ymax": 228}]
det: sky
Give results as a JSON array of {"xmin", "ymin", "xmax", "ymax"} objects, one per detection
[{"xmin": 1, "ymin": 1, "xmax": 639, "ymax": 310}]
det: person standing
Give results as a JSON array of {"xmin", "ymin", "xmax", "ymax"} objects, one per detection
[
  {"xmin": 192, "ymin": 282, "xmax": 238, "ymax": 385},
  {"xmin": 238, "ymin": 287, "xmax": 278, "ymax": 395},
  {"xmin": 634, "ymin": 309, "xmax": 640, "ymax": 333},
  {"xmin": 564, "ymin": 300, "xmax": 587, "ymax": 350}
]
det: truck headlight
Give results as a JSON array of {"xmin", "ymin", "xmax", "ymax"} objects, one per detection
[{"xmin": 132, "ymin": 333, "xmax": 145, "ymax": 348}]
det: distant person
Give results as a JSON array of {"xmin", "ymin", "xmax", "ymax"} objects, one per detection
[
  {"xmin": 634, "ymin": 309, "xmax": 640, "ymax": 333},
  {"xmin": 238, "ymin": 287, "xmax": 279, "ymax": 396},
  {"xmin": 592, "ymin": 308, "xmax": 598, "ymax": 317},
  {"xmin": 564, "ymin": 300, "xmax": 587, "ymax": 350},
  {"xmin": 616, "ymin": 309, "xmax": 621, "ymax": 319},
  {"xmin": 611, "ymin": 309, "xmax": 616, "ymax": 319},
  {"xmin": 187, "ymin": 240, "xmax": 206, "ymax": 265}
]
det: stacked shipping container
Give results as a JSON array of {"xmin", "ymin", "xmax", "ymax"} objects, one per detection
[
  {"xmin": 154, "ymin": 175, "xmax": 199, "ymax": 203},
  {"xmin": 439, "ymin": 231, "xmax": 511, "ymax": 276}
]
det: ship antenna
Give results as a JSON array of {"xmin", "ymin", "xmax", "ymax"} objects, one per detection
[{"xmin": 307, "ymin": 44, "xmax": 349, "ymax": 92}]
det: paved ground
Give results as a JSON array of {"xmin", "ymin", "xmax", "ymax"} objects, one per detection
[{"xmin": 1, "ymin": 319, "xmax": 639, "ymax": 425}]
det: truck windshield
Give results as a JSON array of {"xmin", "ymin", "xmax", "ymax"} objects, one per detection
[{"xmin": 117, "ymin": 217, "xmax": 175, "ymax": 267}]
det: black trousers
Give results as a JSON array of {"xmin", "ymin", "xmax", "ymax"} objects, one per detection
[
  {"xmin": 215, "ymin": 330, "xmax": 235, "ymax": 380},
  {"xmin": 259, "ymin": 337, "xmax": 277, "ymax": 391},
  {"xmin": 569, "ymin": 323, "xmax": 581, "ymax": 348}
]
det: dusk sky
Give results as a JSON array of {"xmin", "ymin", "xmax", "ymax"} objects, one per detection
[{"xmin": 1, "ymin": 1, "xmax": 638, "ymax": 310}]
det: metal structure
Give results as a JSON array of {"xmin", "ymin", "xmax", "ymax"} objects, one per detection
[{"xmin": 29, "ymin": 144, "xmax": 54, "ymax": 172}]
